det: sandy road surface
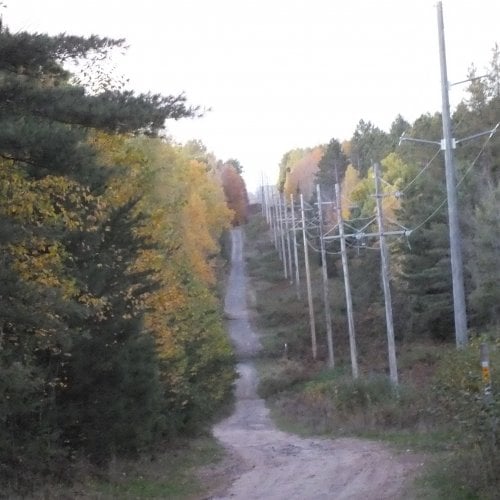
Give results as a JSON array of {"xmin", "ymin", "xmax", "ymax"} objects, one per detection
[{"xmin": 211, "ymin": 228, "xmax": 423, "ymax": 500}]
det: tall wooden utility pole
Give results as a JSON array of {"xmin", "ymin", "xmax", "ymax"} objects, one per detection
[
  {"xmin": 300, "ymin": 194, "xmax": 317, "ymax": 360},
  {"xmin": 335, "ymin": 183, "xmax": 358, "ymax": 378},
  {"xmin": 283, "ymin": 196, "xmax": 293, "ymax": 283},
  {"xmin": 270, "ymin": 190, "xmax": 278, "ymax": 250},
  {"xmin": 277, "ymin": 193, "xmax": 288, "ymax": 278},
  {"xmin": 316, "ymin": 184, "xmax": 335, "ymax": 368},
  {"xmin": 264, "ymin": 181, "xmax": 271, "ymax": 225},
  {"xmin": 260, "ymin": 174, "xmax": 266, "ymax": 218},
  {"xmin": 437, "ymin": 1, "xmax": 468, "ymax": 348},
  {"xmin": 374, "ymin": 163, "xmax": 398, "ymax": 385},
  {"xmin": 290, "ymin": 194, "xmax": 301, "ymax": 299}
]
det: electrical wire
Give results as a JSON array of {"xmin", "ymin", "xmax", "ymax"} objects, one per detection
[
  {"xmin": 344, "ymin": 217, "xmax": 376, "ymax": 234},
  {"xmin": 410, "ymin": 126, "xmax": 497, "ymax": 234},
  {"xmin": 455, "ymin": 128, "xmax": 497, "ymax": 189},
  {"xmin": 305, "ymin": 228, "xmax": 318, "ymax": 240},
  {"xmin": 342, "ymin": 214, "xmax": 376, "ymax": 223},
  {"xmin": 306, "ymin": 239, "xmax": 341, "ymax": 255},
  {"xmin": 400, "ymin": 148, "xmax": 441, "ymax": 194},
  {"xmin": 385, "ymin": 217, "xmax": 411, "ymax": 231},
  {"xmin": 287, "ymin": 124, "xmax": 495, "ymax": 251}
]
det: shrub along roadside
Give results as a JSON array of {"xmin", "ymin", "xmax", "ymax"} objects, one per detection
[
  {"xmin": 26, "ymin": 435, "xmax": 226, "ymax": 500},
  {"xmin": 244, "ymin": 213, "xmax": 500, "ymax": 499}
]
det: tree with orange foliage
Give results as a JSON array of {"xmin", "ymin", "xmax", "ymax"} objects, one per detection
[
  {"xmin": 283, "ymin": 147, "xmax": 324, "ymax": 200},
  {"xmin": 220, "ymin": 163, "xmax": 248, "ymax": 225}
]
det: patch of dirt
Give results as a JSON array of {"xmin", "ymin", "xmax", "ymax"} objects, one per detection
[
  {"xmin": 196, "ymin": 447, "xmax": 248, "ymax": 500},
  {"xmin": 209, "ymin": 228, "xmax": 425, "ymax": 499}
]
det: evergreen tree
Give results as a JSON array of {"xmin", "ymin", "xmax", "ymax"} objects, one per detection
[
  {"xmin": 60, "ymin": 201, "xmax": 163, "ymax": 463},
  {"xmin": 315, "ymin": 137, "xmax": 348, "ymax": 199},
  {"xmin": 0, "ymin": 26, "xmax": 198, "ymax": 184},
  {"xmin": 467, "ymin": 182, "xmax": 500, "ymax": 327},
  {"xmin": 395, "ymin": 113, "xmax": 455, "ymax": 340},
  {"xmin": 225, "ymin": 157, "xmax": 244, "ymax": 174},
  {"xmin": 389, "ymin": 114, "xmax": 410, "ymax": 149},
  {"xmin": 349, "ymin": 120, "xmax": 392, "ymax": 176},
  {"xmin": 453, "ymin": 47, "xmax": 500, "ymax": 329},
  {"xmin": 0, "ymin": 22, "xmax": 198, "ymax": 487}
]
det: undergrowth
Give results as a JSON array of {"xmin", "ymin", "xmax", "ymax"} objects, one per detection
[{"xmin": 24, "ymin": 435, "xmax": 224, "ymax": 500}]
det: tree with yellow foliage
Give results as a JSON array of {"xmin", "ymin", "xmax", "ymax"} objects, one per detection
[{"xmin": 0, "ymin": 21, "xmax": 234, "ymax": 491}]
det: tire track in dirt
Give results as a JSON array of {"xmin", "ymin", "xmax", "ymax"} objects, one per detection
[{"xmin": 211, "ymin": 228, "xmax": 424, "ymax": 499}]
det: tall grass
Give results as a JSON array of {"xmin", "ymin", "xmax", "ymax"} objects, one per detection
[{"xmin": 28, "ymin": 435, "xmax": 226, "ymax": 499}]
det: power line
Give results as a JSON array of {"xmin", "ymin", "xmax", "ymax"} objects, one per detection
[
  {"xmin": 400, "ymin": 148, "xmax": 441, "ymax": 194},
  {"xmin": 411, "ymin": 198, "xmax": 448, "ymax": 233},
  {"xmin": 455, "ymin": 122, "xmax": 499, "ymax": 189},
  {"xmin": 408, "ymin": 123, "xmax": 498, "ymax": 234}
]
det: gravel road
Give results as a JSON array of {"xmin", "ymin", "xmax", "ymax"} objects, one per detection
[{"xmin": 211, "ymin": 228, "xmax": 424, "ymax": 500}]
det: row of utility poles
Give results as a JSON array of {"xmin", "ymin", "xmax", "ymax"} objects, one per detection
[
  {"xmin": 260, "ymin": 1, "xmax": 499, "ymax": 388},
  {"xmin": 261, "ymin": 160, "xmax": 404, "ymax": 385}
]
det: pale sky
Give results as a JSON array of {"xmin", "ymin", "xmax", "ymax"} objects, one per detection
[{"xmin": 5, "ymin": 1, "xmax": 500, "ymax": 192}]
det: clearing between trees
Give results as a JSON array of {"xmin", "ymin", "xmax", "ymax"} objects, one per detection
[{"xmin": 209, "ymin": 228, "xmax": 425, "ymax": 499}]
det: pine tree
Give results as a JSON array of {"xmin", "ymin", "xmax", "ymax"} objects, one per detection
[
  {"xmin": 60, "ymin": 201, "xmax": 163, "ymax": 463},
  {"xmin": 395, "ymin": 113, "xmax": 455, "ymax": 340},
  {"xmin": 0, "ymin": 25, "xmax": 198, "ymax": 184},
  {"xmin": 0, "ymin": 22, "xmax": 198, "ymax": 487},
  {"xmin": 315, "ymin": 137, "xmax": 348, "ymax": 199},
  {"xmin": 349, "ymin": 120, "xmax": 392, "ymax": 176},
  {"xmin": 468, "ymin": 183, "xmax": 500, "ymax": 327}
]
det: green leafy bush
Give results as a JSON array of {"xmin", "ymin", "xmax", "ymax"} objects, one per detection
[
  {"xmin": 258, "ymin": 359, "xmax": 310, "ymax": 398},
  {"xmin": 271, "ymin": 371, "xmax": 423, "ymax": 436},
  {"xmin": 430, "ymin": 338, "xmax": 500, "ymax": 495}
]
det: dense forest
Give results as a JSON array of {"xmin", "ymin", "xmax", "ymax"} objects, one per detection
[
  {"xmin": 275, "ymin": 44, "xmax": 499, "ymax": 345},
  {"xmin": 0, "ymin": 23, "xmax": 249, "ymax": 493}
]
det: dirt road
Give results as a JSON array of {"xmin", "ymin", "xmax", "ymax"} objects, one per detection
[{"xmin": 211, "ymin": 228, "xmax": 424, "ymax": 500}]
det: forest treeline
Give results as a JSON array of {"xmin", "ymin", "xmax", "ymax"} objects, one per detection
[
  {"xmin": 0, "ymin": 24, "xmax": 248, "ymax": 492},
  {"xmin": 276, "ymin": 45, "xmax": 499, "ymax": 344}
]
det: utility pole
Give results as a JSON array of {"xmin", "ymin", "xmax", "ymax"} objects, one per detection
[
  {"xmin": 271, "ymin": 188, "xmax": 279, "ymax": 250},
  {"xmin": 374, "ymin": 163, "xmax": 398, "ymax": 386},
  {"xmin": 264, "ymin": 181, "xmax": 271, "ymax": 225},
  {"xmin": 278, "ymin": 193, "xmax": 288, "ymax": 277},
  {"xmin": 300, "ymin": 194, "xmax": 317, "ymax": 360},
  {"xmin": 290, "ymin": 194, "xmax": 301, "ymax": 299},
  {"xmin": 260, "ymin": 173, "xmax": 265, "ymax": 218},
  {"xmin": 335, "ymin": 183, "xmax": 358, "ymax": 378},
  {"xmin": 437, "ymin": 1, "xmax": 468, "ymax": 348},
  {"xmin": 316, "ymin": 184, "xmax": 335, "ymax": 368},
  {"xmin": 284, "ymin": 196, "xmax": 293, "ymax": 283},
  {"xmin": 269, "ymin": 186, "xmax": 277, "ymax": 248}
]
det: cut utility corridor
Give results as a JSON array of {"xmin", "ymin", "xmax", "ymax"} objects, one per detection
[{"xmin": 212, "ymin": 228, "xmax": 423, "ymax": 500}]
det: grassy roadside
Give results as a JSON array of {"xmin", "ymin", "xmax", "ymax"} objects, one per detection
[
  {"xmin": 244, "ymin": 213, "xmax": 500, "ymax": 499},
  {"xmin": 87, "ymin": 437, "xmax": 225, "ymax": 500},
  {"xmin": 28, "ymin": 435, "xmax": 227, "ymax": 499}
]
